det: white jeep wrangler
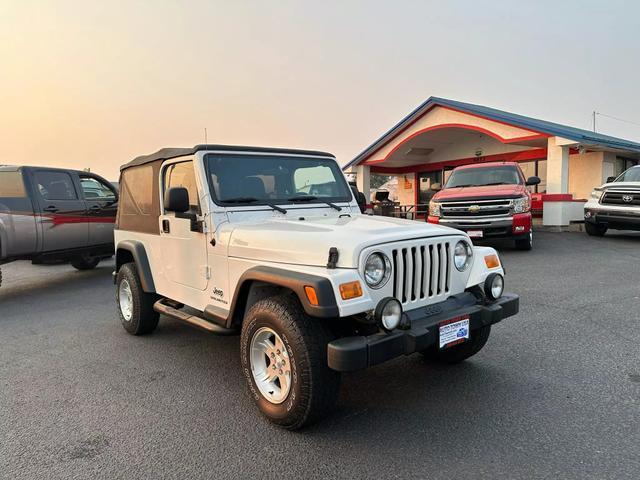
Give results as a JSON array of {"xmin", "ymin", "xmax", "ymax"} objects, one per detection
[{"xmin": 114, "ymin": 145, "xmax": 519, "ymax": 429}]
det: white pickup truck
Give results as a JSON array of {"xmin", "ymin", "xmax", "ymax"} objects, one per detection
[
  {"xmin": 584, "ymin": 165, "xmax": 640, "ymax": 235},
  {"xmin": 113, "ymin": 144, "xmax": 519, "ymax": 429}
]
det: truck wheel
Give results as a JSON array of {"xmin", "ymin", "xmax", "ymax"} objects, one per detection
[
  {"xmin": 514, "ymin": 232, "xmax": 533, "ymax": 251},
  {"xmin": 585, "ymin": 222, "xmax": 607, "ymax": 236},
  {"xmin": 421, "ymin": 325, "xmax": 491, "ymax": 364},
  {"xmin": 71, "ymin": 254, "xmax": 101, "ymax": 270},
  {"xmin": 240, "ymin": 294, "xmax": 341, "ymax": 430},
  {"xmin": 116, "ymin": 263, "xmax": 159, "ymax": 335}
]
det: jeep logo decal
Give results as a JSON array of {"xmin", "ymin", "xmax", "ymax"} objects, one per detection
[{"xmin": 212, "ymin": 287, "xmax": 224, "ymax": 298}]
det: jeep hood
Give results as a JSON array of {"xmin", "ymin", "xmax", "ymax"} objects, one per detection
[
  {"xmin": 225, "ymin": 215, "xmax": 462, "ymax": 268},
  {"xmin": 433, "ymin": 184, "xmax": 527, "ymax": 201}
]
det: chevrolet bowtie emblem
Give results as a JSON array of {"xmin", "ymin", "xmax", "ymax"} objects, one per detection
[
  {"xmin": 468, "ymin": 205, "xmax": 481, "ymax": 213},
  {"xmin": 622, "ymin": 194, "xmax": 634, "ymax": 203}
]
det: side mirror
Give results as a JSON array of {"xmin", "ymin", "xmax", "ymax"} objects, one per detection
[
  {"xmin": 431, "ymin": 183, "xmax": 442, "ymax": 191},
  {"xmin": 606, "ymin": 176, "xmax": 616, "ymax": 183},
  {"xmin": 525, "ymin": 176, "xmax": 541, "ymax": 186},
  {"xmin": 164, "ymin": 187, "xmax": 190, "ymax": 213}
]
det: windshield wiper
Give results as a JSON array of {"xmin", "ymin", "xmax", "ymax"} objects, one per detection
[
  {"xmin": 223, "ymin": 196, "xmax": 287, "ymax": 214},
  {"xmin": 482, "ymin": 182, "xmax": 513, "ymax": 186},
  {"xmin": 287, "ymin": 195, "xmax": 342, "ymax": 211}
]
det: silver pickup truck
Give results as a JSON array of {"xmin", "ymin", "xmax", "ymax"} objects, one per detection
[{"xmin": 0, "ymin": 165, "xmax": 117, "ymax": 287}]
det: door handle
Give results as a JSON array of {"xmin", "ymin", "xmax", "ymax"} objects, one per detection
[
  {"xmin": 43, "ymin": 206, "xmax": 59, "ymax": 213},
  {"xmin": 89, "ymin": 205, "xmax": 102, "ymax": 211},
  {"xmin": 162, "ymin": 219, "xmax": 170, "ymax": 233}
]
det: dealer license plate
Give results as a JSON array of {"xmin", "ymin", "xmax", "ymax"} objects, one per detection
[
  {"xmin": 467, "ymin": 230, "xmax": 483, "ymax": 238},
  {"xmin": 439, "ymin": 317, "xmax": 470, "ymax": 349}
]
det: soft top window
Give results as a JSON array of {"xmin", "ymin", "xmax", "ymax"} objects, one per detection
[{"xmin": 120, "ymin": 165, "xmax": 154, "ymax": 215}]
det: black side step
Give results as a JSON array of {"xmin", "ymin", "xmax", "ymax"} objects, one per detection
[{"xmin": 153, "ymin": 300, "xmax": 236, "ymax": 336}]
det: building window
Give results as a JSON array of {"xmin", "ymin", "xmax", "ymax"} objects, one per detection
[
  {"xmin": 537, "ymin": 160, "xmax": 547, "ymax": 194},
  {"xmin": 616, "ymin": 157, "xmax": 639, "ymax": 177},
  {"xmin": 519, "ymin": 161, "xmax": 536, "ymax": 193},
  {"xmin": 417, "ymin": 171, "xmax": 442, "ymax": 214}
]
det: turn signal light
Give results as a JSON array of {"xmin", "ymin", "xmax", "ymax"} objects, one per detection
[
  {"xmin": 304, "ymin": 286, "xmax": 319, "ymax": 306},
  {"xmin": 484, "ymin": 254, "xmax": 500, "ymax": 269},
  {"xmin": 339, "ymin": 281, "xmax": 363, "ymax": 300}
]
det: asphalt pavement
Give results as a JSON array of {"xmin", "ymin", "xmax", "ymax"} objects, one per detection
[{"xmin": 1, "ymin": 231, "xmax": 639, "ymax": 479}]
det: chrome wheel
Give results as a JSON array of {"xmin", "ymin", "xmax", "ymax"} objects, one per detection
[
  {"xmin": 118, "ymin": 279, "xmax": 133, "ymax": 322},
  {"xmin": 250, "ymin": 327, "xmax": 292, "ymax": 404}
]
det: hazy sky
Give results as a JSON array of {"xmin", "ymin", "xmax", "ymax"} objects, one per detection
[{"xmin": 1, "ymin": 0, "xmax": 640, "ymax": 179}]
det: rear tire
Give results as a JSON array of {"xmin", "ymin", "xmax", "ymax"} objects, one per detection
[
  {"xmin": 240, "ymin": 294, "xmax": 341, "ymax": 430},
  {"xmin": 421, "ymin": 325, "xmax": 491, "ymax": 364},
  {"xmin": 71, "ymin": 254, "xmax": 101, "ymax": 270},
  {"xmin": 116, "ymin": 263, "xmax": 159, "ymax": 335},
  {"xmin": 514, "ymin": 232, "xmax": 533, "ymax": 251},
  {"xmin": 585, "ymin": 222, "xmax": 607, "ymax": 236}
]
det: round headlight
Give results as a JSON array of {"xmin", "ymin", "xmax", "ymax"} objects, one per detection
[
  {"xmin": 364, "ymin": 252, "xmax": 391, "ymax": 288},
  {"xmin": 484, "ymin": 273, "xmax": 504, "ymax": 300},
  {"xmin": 374, "ymin": 297, "xmax": 403, "ymax": 331},
  {"xmin": 454, "ymin": 241, "xmax": 473, "ymax": 271}
]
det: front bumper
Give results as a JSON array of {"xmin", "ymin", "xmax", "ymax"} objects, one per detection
[
  {"xmin": 436, "ymin": 213, "xmax": 531, "ymax": 239},
  {"xmin": 327, "ymin": 292, "xmax": 519, "ymax": 371},
  {"xmin": 585, "ymin": 206, "xmax": 640, "ymax": 230}
]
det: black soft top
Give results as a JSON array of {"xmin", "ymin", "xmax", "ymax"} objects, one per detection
[{"xmin": 121, "ymin": 144, "xmax": 335, "ymax": 171}]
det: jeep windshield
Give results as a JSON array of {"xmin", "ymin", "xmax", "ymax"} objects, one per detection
[
  {"xmin": 205, "ymin": 154, "xmax": 352, "ymax": 207},
  {"xmin": 445, "ymin": 165, "xmax": 523, "ymax": 188}
]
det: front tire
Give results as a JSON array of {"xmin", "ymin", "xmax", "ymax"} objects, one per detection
[
  {"xmin": 514, "ymin": 232, "xmax": 533, "ymax": 251},
  {"xmin": 240, "ymin": 294, "xmax": 341, "ymax": 430},
  {"xmin": 116, "ymin": 263, "xmax": 159, "ymax": 335},
  {"xmin": 421, "ymin": 325, "xmax": 491, "ymax": 364},
  {"xmin": 71, "ymin": 254, "xmax": 101, "ymax": 270},
  {"xmin": 585, "ymin": 222, "xmax": 607, "ymax": 236}
]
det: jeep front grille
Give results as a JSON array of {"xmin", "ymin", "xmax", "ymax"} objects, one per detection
[
  {"xmin": 441, "ymin": 199, "xmax": 512, "ymax": 218},
  {"xmin": 601, "ymin": 190, "xmax": 640, "ymax": 206},
  {"xmin": 391, "ymin": 241, "xmax": 451, "ymax": 305}
]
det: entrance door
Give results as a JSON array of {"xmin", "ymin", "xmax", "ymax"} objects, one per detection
[
  {"xmin": 160, "ymin": 160, "xmax": 209, "ymax": 291},
  {"xmin": 31, "ymin": 169, "xmax": 88, "ymax": 251},
  {"xmin": 417, "ymin": 171, "xmax": 443, "ymax": 214}
]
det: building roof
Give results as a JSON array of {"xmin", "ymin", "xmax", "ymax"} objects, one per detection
[
  {"xmin": 345, "ymin": 97, "xmax": 640, "ymax": 169},
  {"xmin": 122, "ymin": 144, "xmax": 335, "ymax": 170}
]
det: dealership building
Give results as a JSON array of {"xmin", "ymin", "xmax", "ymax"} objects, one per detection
[{"xmin": 344, "ymin": 97, "xmax": 640, "ymax": 226}]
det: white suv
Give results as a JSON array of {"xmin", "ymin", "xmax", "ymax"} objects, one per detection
[
  {"xmin": 584, "ymin": 165, "xmax": 640, "ymax": 236},
  {"xmin": 113, "ymin": 144, "xmax": 519, "ymax": 429}
]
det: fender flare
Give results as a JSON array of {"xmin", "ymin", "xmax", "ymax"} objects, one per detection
[
  {"xmin": 115, "ymin": 240, "xmax": 155, "ymax": 292},
  {"xmin": 206, "ymin": 265, "xmax": 340, "ymax": 329}
]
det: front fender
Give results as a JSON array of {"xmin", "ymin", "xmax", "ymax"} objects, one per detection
[
  {"xmin": 466, "ymin": 246, "xmax": 505, "ymax": 289},
  {"xmin": 233, "ymin": 266, "xmax": 339, "ymax": 320}
]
